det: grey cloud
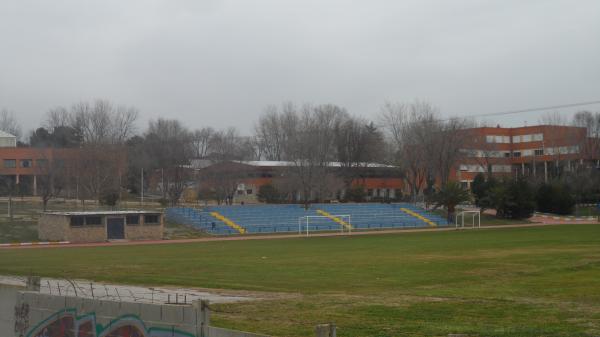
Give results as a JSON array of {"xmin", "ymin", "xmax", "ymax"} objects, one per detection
[{"xmin": 1, "ymin": 0, "xmax": 599, "ymax": 134}]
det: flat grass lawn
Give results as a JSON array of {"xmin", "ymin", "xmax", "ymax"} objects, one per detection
[{"xmin": 1, "ymin": 225, "xmax": 600, "ymax": 336}]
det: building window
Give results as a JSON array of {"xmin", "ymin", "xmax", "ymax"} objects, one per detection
[
  {"xmin": 246, "ymin": 189, "xmax": 253, "ymax": 195},
  {"xmin": 513, "ymin": 152, "xmax": 521, "ymax": 157},
  {"xmin": 485, "ymin": 135, "xmax": 495, "ymax": 143},
  {"xmin": 367, "ymin": 189, "xmax": 373, "ymax": 196},
  {"xmin": 504, "ymin": 152, "xmax": 511, "ymax": 158},
  {"xmin": 144, "ymin": 215, "xmax": 160, "ymax": 225},
  {"xmin": 70, "ymin": 216, "xmax": 84, "ymax": 227},
  {"xmin": 522, "ymin": 135, "xmax": 532, "ymax": 142},
  {"xmin": 492, "ymin": 165, "xmax": 512, "ymax": 173},
  {"xmin": 85, "ymin": 216, "xmax": 102, "ymax": 226},
  {"xmin": 533, "ymin": 133, "xmax": 544, "ymax": 141},
  {"xmin": 20, "ymin": 159, "xmax": 32, "ymax": 168},
  {"xmin": 237, "ymin": 190, "xmax": 244, "ymax": 195},
  {"xmin": 534, "ymin": 149, "xmax": 544, "ymax": 156},
  {"xmin": 512, "ymin": 135, "xmax": 521, "ymax": 143},
  {"xmin": 126, "ymin": 215, "xmax": 140, "ymax": 225},
  {"xmin": 3, "ymin": 159, "xmax": 16, "ymax": 168},
  {"xmin": 36, "ymin": 159, "xmax": 48, "ymax": 168}
]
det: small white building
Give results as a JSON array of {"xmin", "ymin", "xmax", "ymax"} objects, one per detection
[{"xmin": 0, "ymin": 130, "xmax": 17, "ymax": 147}]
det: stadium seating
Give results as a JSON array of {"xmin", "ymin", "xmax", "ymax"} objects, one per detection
[{"xmin": 166, "ymin": 203, "xmax": 449, "ymax": 235}]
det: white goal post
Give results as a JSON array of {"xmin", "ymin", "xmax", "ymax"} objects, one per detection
[
  {"xmin": 298, "ymin": 215, "xmax": 352, "ymax": 236},
  {"xmin": 455, "ymin": 211, "xmax": 481, "ymax": 229}
]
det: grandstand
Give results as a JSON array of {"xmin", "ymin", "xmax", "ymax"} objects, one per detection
[{"xmin": 166, "ymin": 203, "xmax": 449, "ymax": 235}]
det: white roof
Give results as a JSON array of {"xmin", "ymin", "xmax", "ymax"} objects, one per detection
[
  {"xmin": 236, "ymin": 160, "xmax": 395, "ymax": 168},
  {"xmin": 44, "ymin": 211, "xmax": 161, "ymax": 216},
  {"xmin": 0, "ymin": 130, "xmax": 16, "ymax": 138}
]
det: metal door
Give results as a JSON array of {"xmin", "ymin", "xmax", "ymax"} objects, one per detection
[{"xmin": 107, "ymin": 217, "xmax": 125, "ymax": 240}]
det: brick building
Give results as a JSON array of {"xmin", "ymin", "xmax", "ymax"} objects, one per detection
[
  {"xmin": 196, "ymin": 160, "xmax": 404, "ymax": 203},
  {"xmin": 0, "ymin": 140, "xmax": 76, "ymax": 195},
  {"xmin": 455, "ymin": 125, "xmax": 599, "ymax": 188}
]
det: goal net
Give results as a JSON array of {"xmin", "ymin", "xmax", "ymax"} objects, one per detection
[
  {"xmin": 298, "ymin": 215, "xmax": 352, "ymax": 236},
  {"xmin": 455, "ymin": 211, "xmax": 481, "ymax": 229}
]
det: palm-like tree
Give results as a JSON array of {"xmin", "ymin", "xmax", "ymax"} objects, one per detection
[{"xmin": 430, "ymin": 181, "xmax": 472, "ymax": 223}]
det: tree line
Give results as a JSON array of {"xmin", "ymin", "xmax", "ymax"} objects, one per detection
[{"xmin": 0, "ymin": 100, "xmax": 599, "ymax": 217}]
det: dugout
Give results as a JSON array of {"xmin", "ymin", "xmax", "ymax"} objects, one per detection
[{"xmin": 38, "ymin": 211, "xmax": 164, "ymax": 243}]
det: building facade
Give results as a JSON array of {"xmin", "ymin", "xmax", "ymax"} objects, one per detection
[
  {"xmin": 38, "ymin": 211, "xmax": 164, "ymax": 243},
  {"xmin": 196, "ymin": 160, "xmax": 405, "ymax": 203},
  {"xmin": 0, "ymin": 146, "xmax": 76, "ymax": 195},
  {"xmin": 455, "ymin": 125, "xmax": 598, "ymax": 187}
]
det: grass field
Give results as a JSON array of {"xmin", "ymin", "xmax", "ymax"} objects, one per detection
[{"xmin": 1, "ymin": 224, "xmax": 600, "ymax": 336}]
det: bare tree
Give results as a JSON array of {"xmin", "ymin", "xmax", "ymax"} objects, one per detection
[
  {"xmin": 70, "ymin": 99, "xmax": 138, "ymax": 145},
  {"xmin": 0, "ymin": 109, "xmax": 22, "ymax": 140},
  {"xmin": 282, "ymin": 104, "xmax": 348, "ymax": 207},
  {"xmin": 429, "ymin": 117, "xmax": 473, "ymax": 185},
  {"xmin": 573, "ymin": 111, "xmax": 600, "ymax": 165},
  {"xmin": 76, "ymin": 145, "xmax": 126, "ymax": 204},
  {"xmin": 255, "ymin": 104, "xmax": 291, "ymax": 161},
  {"xmin": 335, "ymin": 116, "xmax": 385, "ymax": 188},
  {"xmin": 191, "ymin": 127, "xmax": 215, "ymax": 158},
  {"xmin": 207, "ymin": 127, "xmax": 257, "ymax": 161},
  {"xmin": 539, "ymin": 111, "xmax": 569, "ymax": 126},
  {"xmin": 198, "ymin": 162, "xmax": 249, "ymax": 205},
  {"xmin": 45, "ymin": 106, "xmax": 70, "ymax": 132},
  {"xmin": 380, "ymin": 101, "xmax": 431, "ymax": 200},
  {"xmin": 36, "ymin": 150, "xmax": 67, "ymax": 211},
  {"xmin": 144, "ymin": 119, "xmax": 193, "ymax": 205}
]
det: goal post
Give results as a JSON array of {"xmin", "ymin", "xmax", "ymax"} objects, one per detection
[
  {"xmin": 298, "ymin": 215, "xmax": 352, "ymax": 236},
  {"xmin": 455, "ymin": 210, "xmax": 481, "ymax": 229}
]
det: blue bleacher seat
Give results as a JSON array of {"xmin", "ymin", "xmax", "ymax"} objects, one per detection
[{"xmin": 165, "ymin": 203, "xmax": 449, "ymax": 236}]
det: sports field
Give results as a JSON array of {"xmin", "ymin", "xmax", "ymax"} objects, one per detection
[{"xmin": 1, "ymin": 224, "xmax": 599, "ymax": 336}]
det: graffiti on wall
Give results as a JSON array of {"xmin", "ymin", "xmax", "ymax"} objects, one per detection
[
  {"xmin": 14, "ymin": 302, "xmax": 30, "ymax": 337},
  {"xmin": 24, "ymin": 309, "xmax": 195, "ymax": 337}
]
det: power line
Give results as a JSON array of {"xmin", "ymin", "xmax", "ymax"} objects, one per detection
[{"xmin": 453, "ymin": 100, "xmax": 600, "ymax": 120}]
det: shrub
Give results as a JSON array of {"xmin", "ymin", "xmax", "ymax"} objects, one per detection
[
  {"xmin": 471, "ymin": 173, "xmax": 497, "ymax": 211},
  {"xmin": 536, "ymin": 182, "xmax": 575, "ymax": 215},
  {"xmin": 99, "ymin": 190, "xmax": 119, "ymax": 206},
  {"xmin": 490, "ymin": 178, "xmax": 535, "ymax": 219},
  {"xmin": 344, "ymin": 186, "xmax": 366, "ymax": 202}
]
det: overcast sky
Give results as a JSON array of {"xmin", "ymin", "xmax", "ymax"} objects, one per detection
[{"xmin": 1, "ymin": 0, "xmax": 600, "ymax": 135}]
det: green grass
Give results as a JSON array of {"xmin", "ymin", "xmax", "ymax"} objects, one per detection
[{"xmin": 1, "ymin": 225, "xmax": 600, "ymax": 336}]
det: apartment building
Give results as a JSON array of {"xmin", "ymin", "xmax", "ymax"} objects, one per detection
[
  {"xmin": 456, "ymin": 125, "xmax": 597, "ymax": 187},
  {"xmin": 0, "ymin": 134, "xmax": 75, "ymax": 195}
]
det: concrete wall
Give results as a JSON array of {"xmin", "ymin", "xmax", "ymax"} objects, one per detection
[
  {"xmin": 14, "ymin": 291, "xmax": 204, "ymax": 337},
  {"xmin": 38, "ymin": 213, "xmax": 164, "ymax": 243},
  {"xmin": 8, "ymin": 289, "xmax": 275, "ymax": 337},
  {"xmin": 125, "ymin": 214, "xmax": 163, "ymax": 241},
  {"xmin": 68, "ymin": 224, "xmax": 107, "ymax": 243},
  {"xmin": 125, "ymin": 224, "xmax": 163, "ymax": 240},
  {"xmin": 38, "ymin": 214, "xmax": 69, "ymax": 242},
  {"xmin": 0, "ymin": 283, "xmax": 24, "ymax": 335}
]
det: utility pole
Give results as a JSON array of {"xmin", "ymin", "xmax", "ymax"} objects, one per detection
[{"xmin": 141, "ymin": 168, "xmax": 144, "ymax": 208}]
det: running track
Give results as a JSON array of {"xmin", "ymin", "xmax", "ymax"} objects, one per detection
[{"xmin": 1, "ymin": 216, "xmax": 597, "ymax": 250}]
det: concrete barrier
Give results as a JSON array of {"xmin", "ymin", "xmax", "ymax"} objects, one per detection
[
  {"xmin": 1, "ymin": 277, "xmax": 330, "ymax": 337},
  {"xmin": 0, "ymin": 283, "xmax": 24, "ymax": 335}
]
